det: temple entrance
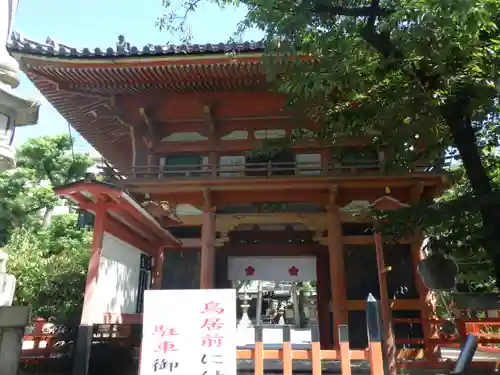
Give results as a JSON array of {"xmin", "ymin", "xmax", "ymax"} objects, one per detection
[
  {"xmin": 214, "ymin": 224, "xmax": 331, "ymax": 347},
  {"xmin": 227, "ymin": 256, "xmax": 318, "ymax": 331}
]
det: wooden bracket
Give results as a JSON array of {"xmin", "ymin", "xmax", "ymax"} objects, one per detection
[
  {"xmin": 202, "ymin": 188, "xmax": 215, "ymax": 212},
  {"xmin": 203, "ymin": 104, "xmax": 218, "ymax": 145},
  {"xmin": 325, "ymin": 184, "xmax": 339, "ymax": 210},
  {"xmin": 139, "ymin": 107, "xmax": 159, "ymax": 150}
]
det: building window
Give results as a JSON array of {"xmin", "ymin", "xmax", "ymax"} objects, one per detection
[
  {"xmin": 163, "ymin": 154, "xmax": 204, "ymax": 177},
  {"xmin": 295, "ymin": 153, "xmax": 321, "ymax": 175},
  {"xmin": 245, "ymin": 150, "xmax": 295, "ymax": 176},
  {"xmin": 77, "ymin": 210, "xmax": 95, "ymax": 229},
  {"xmin": 254, "ymin": 129, "xmax": 286, "ymax": 139},
  {"xmin": 340, "ymin": 148, "xmax": 379, "ymax": 167},
  {"xmin": 219, "ymin": 155, "xmax": 245, "ymax": 177}
]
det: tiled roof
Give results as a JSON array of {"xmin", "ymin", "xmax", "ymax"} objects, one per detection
[{"xmin": 7, "ymin": 32, "xmax": 265, "ymax": 58}]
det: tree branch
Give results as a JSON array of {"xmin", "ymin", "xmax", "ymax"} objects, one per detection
[
  {"xmin": 356, "ymin": 1, "xmax": 441, "ymax": 94},
  {"xmin": 311, "ymin": 4, "xmax": 392, "ymax": 17}
]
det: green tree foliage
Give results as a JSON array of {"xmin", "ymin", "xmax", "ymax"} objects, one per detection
[
  {"xmin": 17, "ymin": 135, "xmax": 93, "ymax": 186},
  {"xmin": 159, "ymin": 0, "xmax": 500, "ymax": 283},
  {"xmin": 0, "ymin": 135, "xmax": 94, "ymax": 320},
  {"xmin": 0, "ymin": 134, "xmax": 94, "ymax": 245},
  {"xmin": 379, "ymin": 150, "xmax": 500, "ymax": 291},
  {"xmin": 5, "ymin": 215, "xmax": 90, "ymax": 320}
]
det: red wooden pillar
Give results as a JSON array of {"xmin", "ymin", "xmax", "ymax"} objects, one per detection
[
  {"xmin": 321, "ymin": 148, "xmax": 331, "ymax": 173},
  {"xmin": 200, "ymin": 209, "xmax": 216, "ymax": 289},
  {"xmin": 374, "ymin": 232, "xmax": 396, "ymax": 375},
  {"xmin": 152, "ymin": 246, "xmax": 165, "ymax": 289},
  {"xmin": 73, "ymin": 205, "xmax": 106, "ymax": 375},
  {"xmin": 81, "ymin": 206, "xmax": 106, "ymax": 324},
  {"xmin": 326, "ymin": 205, "xmax": 347, "ymax": 348},
  {"xmin": 316, "ymin": 250, "xmax": 332, "ymax": 348}
]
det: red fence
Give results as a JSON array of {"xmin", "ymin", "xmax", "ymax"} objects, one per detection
[
  {"xmin": 21, "ymin": 318, "xmax": 56, "ymax": 362},
  {"xmin": 20, "ymin": 316, "xmax": 500, "ymax": 372}
]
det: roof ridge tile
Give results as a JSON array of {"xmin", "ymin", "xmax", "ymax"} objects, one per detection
[{"xmin": 8, "ymin": 31, "xmax": 265, "ymax": 58}]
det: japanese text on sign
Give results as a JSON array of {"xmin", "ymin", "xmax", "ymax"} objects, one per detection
[
  {"xmin": 201, "ymin": 301, "xmax": 225, "ymax": 348},
  {"xmin": 140, "ymin": 289, "xmax": 236, "ymax": 375}
]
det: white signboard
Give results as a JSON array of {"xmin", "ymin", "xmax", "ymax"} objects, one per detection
[
  {"xmin": 227, "ymin": 256, "xmax": 317, "ymax": 281},
  {"xmin": 140, "ymin": 289, "xmax": 237, "ymax": 375}
]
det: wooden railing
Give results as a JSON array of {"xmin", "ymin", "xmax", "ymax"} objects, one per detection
[
  {"xmin": 463, "ymin": 319, "xmax": 500, "ymax": 352},
  {"xmin": 20, "ymin": 315, "xmax": 500, "ymax": 373},
  {"xmin": 393, "ymin": 316, "xmax": 500, "ymax": 356},
  {"xmin": 236, "ymin": 325, "xmax": 380, "ymax": 375},
  {"xmin": 20, "ymin": 319, "xmax": 135, "ymax": 363},
  {"xmin": 102, "ymin": 160, "xmax": 442, "ymax": 180}
]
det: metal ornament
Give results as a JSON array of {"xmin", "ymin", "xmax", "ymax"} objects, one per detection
[{"xmin": 417, "ymin": 252, "xmax": 459, "ymax": 291}]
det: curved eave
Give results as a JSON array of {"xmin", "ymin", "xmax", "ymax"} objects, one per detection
[
  {"xmin": 19, "ymin": 57, "xmax": 268, "ymax": 94},
  {"xmin": 17, "ymin": 72, "xmax": 132, "ymax": 169},
  {"xmin": 13, "ymin": 55, "xmax": 272, "ymax": 168},
  {"xmin": 54, "ymin": 179, "xmax": 181, "ymax": 247},
  {"xmin": 11, "ymin": 51, "xmax": 263, "ymax": 68}
]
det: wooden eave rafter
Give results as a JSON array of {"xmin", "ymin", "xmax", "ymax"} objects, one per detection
[
  {"xmin": 18, "ymin": 53, "xmax": 263, "ymax": 70},
  {"xmin": 17, "ymin": 59, "xmax": 270, "ymax": 168},
  {"xmin": 20, "ymin": 56, "xmax": 267, "ymax": 95},
  {"xmin": 54, "ymin": 181, "xmax": 180, "ymax": 247}
]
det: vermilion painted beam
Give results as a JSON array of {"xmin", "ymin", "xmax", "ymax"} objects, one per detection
[
  {"xmin": 79, "ymin": 201, "xmax": 121, "ymax": 212},
  {"xmin": 219, "ymin": 244, "xmax": 322, "ymax": 256},
  {"xmin": 55, "ymin": 181, "xmax": 179, "ymax": 248},
  {"xmin": 123, "ymin": 179, "xmax": 445, "ymax": 205},
  {"xmin": 55, "ymin": 185, "xmax": 119, "ymax": 206}
]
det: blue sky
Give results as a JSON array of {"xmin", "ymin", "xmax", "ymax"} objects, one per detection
[{"xmin": 11, "ymin": 0, "xmax": 262, "ymax": 154}]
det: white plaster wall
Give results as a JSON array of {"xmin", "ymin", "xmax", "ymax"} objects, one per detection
[{"xmin": 92, "ymin": 232, "xmax": 144, "ymax": 321}]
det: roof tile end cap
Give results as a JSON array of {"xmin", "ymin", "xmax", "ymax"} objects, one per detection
[{"xmin": 7, "ymin": 31, "xmax": 266, "ymax": 58}]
